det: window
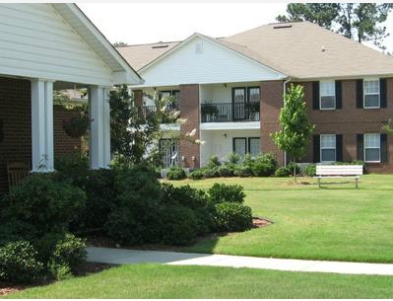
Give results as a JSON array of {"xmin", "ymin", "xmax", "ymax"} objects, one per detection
[
  {"xmin": 364, "ymin": 79, "xmax": 380, "ymax": 108},
  {"xmin": 364, "ymin": 133, "xmax": 380, "ymax": 162},
  {"xmin": 159, "ymin": 90, "xmax": 180, "ymax": 110},
  {"xmin": 159, "ymin": 139, "xmax": 179, "ymax": 167},
  {"xmin": 248, "ymin": 87, "xmax": 260, "ymax": 103},
  {"xmin": 233, "ymin": 137, "xmax": 260, "ymax": 157},
  {"xmin": 248, "ymin": 138, "xmax": 260, "ymax": 157},
  {"xmin": 233, "ymin": 88, "xmax": 246, "ymax": 120},
  {"xmin": 233, "ymin": 138, "xmax": 247, "ymax": 157},
  {"xmin": 320, "ymin": 81, "xmax": 336, "ymax": 110},
  {"xmin": 320, "ymin": 134, "xmax": 336, "ymax": 162}
]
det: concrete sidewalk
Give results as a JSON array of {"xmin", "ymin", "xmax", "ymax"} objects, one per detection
[{"xmin": 87, "ymin": 247, "xmax": 393, "ymax": 276}]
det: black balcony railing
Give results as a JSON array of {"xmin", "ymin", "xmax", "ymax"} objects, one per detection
[
  {"xmin": 201, "ymin": 102, "xmax": 260, "ymax": 123},
  {"xmin": 139, "ymin": 104, "xmax": 180, "ymax": 124}
]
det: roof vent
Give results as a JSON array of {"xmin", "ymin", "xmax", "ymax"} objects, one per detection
[
  {"xmin": 152, "ymin": 45, "xmax": 169, "ymax": 49},
  {"xmin": 195, "ymin": 42, "xmax": 203, "ymax": 54},
  {"xmin": 273, "ymin": 24, "xmax": 292, "ymax": 29}
]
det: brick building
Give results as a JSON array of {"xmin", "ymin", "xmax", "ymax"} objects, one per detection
[
  {"xmin": 118, "ymin": 22, "xmax": 393, "ymax": 172},
  {"xmin": 0, "ymin": 3, "xmax": 142, "ymax": 194}
]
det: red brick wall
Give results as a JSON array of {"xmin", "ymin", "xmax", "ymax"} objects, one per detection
[
  {"xmin": 179, "ymin": 84, "xmax": 200, "ymax": 168},
  {"xmin": 0, "ymin": 77, "xmax": 82, "ymax": 195},
  {"xmin": 260, "ymin": 80, "xmax": 285, "ymax": 165},
  {"xmin": 300, "ymin": 78, "xmax": 393, "ymax": 173}
]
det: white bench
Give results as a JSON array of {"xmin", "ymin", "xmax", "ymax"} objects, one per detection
[{"xmin": 314, "ymin": 165, "xmax": 363, "ymax": 188}]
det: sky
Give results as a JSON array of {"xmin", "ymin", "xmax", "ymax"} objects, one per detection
[{"xmin": 77, "ymin": 3, "xmax": 393, "ymax": 52}]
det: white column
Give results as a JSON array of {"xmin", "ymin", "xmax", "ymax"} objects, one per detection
[
  {"xmin": 31, "ymin": 79, "xmax": 55, "ymax": 172},
  {"xmin": 89, "ymin": 86, "xmax": 111, "ymax": 169}
]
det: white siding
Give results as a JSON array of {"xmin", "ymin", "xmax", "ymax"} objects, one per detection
[
  {"xmin": 0, "ymin": 4, "xmax": 114, "ymax": 86},
  {"xmin": 140, "ymin": 36, "xmax": 284, "ymax": 87},
  {"xmin": 200, "ymin": 129, "xmax": 260, "ymax": 167}
]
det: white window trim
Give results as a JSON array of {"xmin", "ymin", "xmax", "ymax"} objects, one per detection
[
  {"xmin": 363, "ymin": 79, "xmax": 380, "ymax": 109},
  {"xmin": 364, "ymin": 133, "xmax": 381, "ymax": 163},
  {"xmin": 320, "ymin": 134, "xmax": 336, "ymax": 163},
  {"xmin": 319, "ymin": 80, "xmax": 336, "ymax": 111}
]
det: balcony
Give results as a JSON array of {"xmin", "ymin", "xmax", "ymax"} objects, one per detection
[
  {"xmin": 139, "ymin": 103, "xmax": 180, "ymax": 124},
  {"xmin": 201, "ymin": 102, "xmax": 260, "ymax": 123}
]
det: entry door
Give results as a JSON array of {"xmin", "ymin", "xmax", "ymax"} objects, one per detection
[{"xmin": 233, "ymin": 88, "xmax": 246, "ymax": 120}]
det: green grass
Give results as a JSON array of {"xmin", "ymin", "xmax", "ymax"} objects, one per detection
[
  {"xmin": 5, "ymin": 264, "xmax": 393, "ymax": 299},
  {"xmin": 167, "ymin": 175, "xmax": 393, "ymax": 263}
]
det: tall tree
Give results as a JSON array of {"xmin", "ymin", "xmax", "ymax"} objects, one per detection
[
  {"xmin": 271, "ymin": 84, "xmax": 314, "ymax": 181},
  {"xmin": 113, "ymin": 41, "xmax": 128, "ymax": 47},
  {"xmin": 277, "ymin": 3, "xmax": 393, "ymax": 51}
]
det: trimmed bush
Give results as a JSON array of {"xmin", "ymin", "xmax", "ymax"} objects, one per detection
[
  {"xmin": 252, "ymin": 152, "xmax": 277, "ymax": 176},
  {"xmin": 304, "ymin": 164, "xmax": 317, "ymax": 177},
  {"xmin": 189, "ymin": 169, "xmax": 204, "ymax": 180},
  {"xmin": 203, "ymin": 167, "xmax": 220, "ymax": 178},
  {"xmin": 206, "ymin": 155, "xmax": 221, "ymax": 169},
  {"xmin": 166, "ymin": 166, "xmax": 187, "ymax": 180},
  {"xmin": 208, "ymin": 183, "xmax": 245, "ymax": 204},
  {"xmin": 227, "ymin": 152, "xmax": 241, "ymax": 164},
  {"xmin": 35, "ymin": 233, "xmax": 86, "ymax": 272},
  {"xmin": 161, "ymin": 183, "xmax": 209, "ymax": 210},
  {"xmin": 3, "ymin": 174, "xmax": 86, "ymax": 236},
  {"xmin": 275, "ymin": 167, "xmax": 291, "ymax": 177},
  {"xmin": 0, "ymin": 241, "xmax": 43, "ymax": 283},
  {"xmin": 234, "ymin": 166, "xmax": 253, "ymax": 177},
  {"xmin": 217, "ymin": 165, "xmax": 235, "ymax": 177},
  {"xmin": 286, "ymin": 162, "xmax": 301, "ymax": 175},
  {"xmin": 215, "ymin": 202, "xmax": 253, "ymax": 232},
  {"xmin": 159, "ymin": 205, "xmax": 198, "ymax": 246}
]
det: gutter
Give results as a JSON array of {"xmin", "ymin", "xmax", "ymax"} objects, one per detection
[{"xmin": 282, "ymin": 78, "xmax": 291, "ymax": 166}]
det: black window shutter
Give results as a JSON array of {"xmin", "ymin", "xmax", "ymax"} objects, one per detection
[
  {"xmin": 336, "ymin": 134, "xmax": 343, "ymax": 162},
  {"xmin": 357, "ymin": 134, "xmax": 364, "ymax": 161},
  {"xmin": 380, "ymin": 78, "xmax": 387, "ymax": 108},
  {"xmin": 381, "ymin": 134, "xmax": 388, "ymax": 163},
  {"xmin": 312, "ymin": 82, "xmax": 320, "ymax": 110},
  {"xmin": 335, "ymin": 81, "xmax": 342, "ymax": 109},
  {"xmin": 313, "ymin": 135, "xmax": 320, "ymax": 163},
  {"xmin": 356, "ymin": 80, "xmax": 363, "ymax": 109}
]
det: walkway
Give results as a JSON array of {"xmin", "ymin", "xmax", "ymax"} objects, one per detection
[{"xmin": 87, "ymin": 247, "xmax": 393, "ymax": 276}]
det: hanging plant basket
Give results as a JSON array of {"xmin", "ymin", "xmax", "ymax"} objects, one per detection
[{"xmin": 62, "ymin": 114, "xmax": 90, "ymax": 138}]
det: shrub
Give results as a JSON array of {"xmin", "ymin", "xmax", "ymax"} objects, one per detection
[
  {"xmin": 166, "ymin": 166, "xmax": 187, "ymax": 180},
  {"xmin": 189, "ymin": 169, "xmax": 204, "ymax": 180},
  {"xmin": 286, "ymin": 162, "xmax": 301, "ymax": 175},
  {"xmin": 217, "ymin": 165, "xmax": 235, "ymax": 177},
  {"xmin": 3, "ymin": 174, "xmax": 86, "ymax": 236},
  {"xmin": 227, "ymin": 152, "xmax": 240, "ymax": 164},
  {"xmin": 234, "ymin": 166, "xmax": 253, "ymax": 177},
  {"xmin": 104, "ymin": 209, "xmax": 139, "ymax": 245},
  {"xmin": 194, "ymin": 207, "xmax": 217, "ymax": 235},
  {"xmin": 35, "ymin": 233, "xmax": 86, "ymax": 273},
  {"xmin": 159, "ymin": 205, "xmax": 198, "ymax": 246},
  {"xmin": 203, "ymin": 167, "xmax": 220, "ymax": 178},
  {"xmin": 206, "ymin": 155, "xmax": 221, "ymax": 169},
  {"xmin": 161, "ymin": 183, "xmax": 209, "ymax": 210},
  {"xmin": 214, "ymin": 202, "xmax": 253, "ymax": 232},
  {"xmin": 252, "ymin": 152, "xmax": 277, "ymax": 176},
  {"xmin": 208, "ymin": 183, "xmax": 245, "ymax": 204},
  {"xmin": 242, "ymin": 153, "xmax": 254, "ymax": 169},
  {"xmin": 275, "ymin": 167, "xmax": 291, "ymax": 177},
  {"xmin": 0, "ymin": 241, "xmax": 43, "ymax": 283},
  {"xmin": 304, "ymin": 164, "xmax": 317, "ymax": 177}
]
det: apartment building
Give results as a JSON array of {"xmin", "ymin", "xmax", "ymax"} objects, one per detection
[{"xmin": 118, "ymin": 21, "xmax": 393, "ymax": 172}]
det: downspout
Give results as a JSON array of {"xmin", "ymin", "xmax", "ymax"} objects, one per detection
[{"xmin": 283, "ymin": 78, "xmax": 291, "ymax": 166}]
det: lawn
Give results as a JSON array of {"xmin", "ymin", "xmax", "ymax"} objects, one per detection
[
  {"xmin": 5, "ymin": 264, "xmax": 393, "ymax": 299},
  {"xmin": 167, "ymin": 175, "xmax": 393, "ymax": 263}
]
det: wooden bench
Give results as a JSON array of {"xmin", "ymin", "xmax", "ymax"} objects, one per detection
[{"xmin": 314, "ymin": 165, "xmax": 363, "ymax": 188}]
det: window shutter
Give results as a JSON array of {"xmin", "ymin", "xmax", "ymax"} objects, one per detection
[
  {"xmin": 381, "ymin": 134, "xmax": 388, "ymax": 163},
  {"xmin": 313, "ymin": 135, "xmax": 320, "ymax": 163},
  {"xmin": 380, "ymin": 78, "xmax": 387, "ymax": 108},
  {"xmin": 335, "ymin": 81, "xmax": 342, "ymax": 109},
  {"xmin": 357, "ymin": 134, "xmax": 364, "ymax": 161},
  {"xmin": 312, "ymin": 82, "xmax": 320, "ymax": 110},
  {"xmin": 356, "ymin": 80, "xmax": 363, "ymax": 109},
  {"xmin": 336, "ymin": 134, "xmax": 343, "ymax": 162}
]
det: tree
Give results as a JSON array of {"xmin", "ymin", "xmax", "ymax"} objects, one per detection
[
  {"xmin": 109, "ymin": 85, "xmax": 160, "ymax": 167},
  {"xmin": 277, "ymin": 3, "xmax": 393, "ymax": 51},
  {"xmin": 113, "ymin": 41, "xmax": 128, "ymax": 47},
  {"xmin": 271, "ymin": 84, "xmax": 314, "ymax": 181}
]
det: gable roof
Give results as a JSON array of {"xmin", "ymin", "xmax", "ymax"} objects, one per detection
[
  {"xmin": 120, "ymin": 21, "xmax": 393, "ymax": 80},
  {"xmin": 53, "ymin": 3, "xmax": 143, "ymax": 84}
]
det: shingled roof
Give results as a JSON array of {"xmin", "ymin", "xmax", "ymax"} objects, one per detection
[{"xmin": 118, "ymin": 21, "xmax": 393, "ymax": 80}]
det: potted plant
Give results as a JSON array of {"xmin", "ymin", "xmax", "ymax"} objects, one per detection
[
  {"xmin": 62, "ymin": 112, "xmax": 91, "ymax": 138},
  {"xmin": 201, "ymin": 102, "xmax": 219, "ymax": 122},
  {"xmin": 247, "ymin": 101, "xmax": 260, "ymax": 121}
]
